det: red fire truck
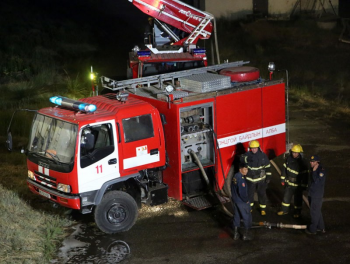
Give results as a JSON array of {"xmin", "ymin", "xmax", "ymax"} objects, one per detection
[
  {"xmin": 7, "ymin": 61, "xmax": 286, "ymax": 234},
  {"xmin": 126, "ymin": 0, "xmax": 220, "ymax": 78}
]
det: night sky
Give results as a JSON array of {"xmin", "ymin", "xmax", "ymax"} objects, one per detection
[{"xmin": 0, "ymin": 0, "xmax": 151, "ymax": 78}]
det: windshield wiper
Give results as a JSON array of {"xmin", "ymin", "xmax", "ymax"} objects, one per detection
[
  {"xmin": 33, "ymin": 151, "xmax": 61, "ymax": 165},
  {"xmin": 44, "ymin": 151, "xmax": 61, "ymax": 163},
  {"xmin": 28, "ymin": 151, "xmax": 41, "ymax": 158}
]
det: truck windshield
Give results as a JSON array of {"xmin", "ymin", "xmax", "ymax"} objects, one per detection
[{"xmin": 28, "ymin": 114, "xmax": 78, "ymax": 164}]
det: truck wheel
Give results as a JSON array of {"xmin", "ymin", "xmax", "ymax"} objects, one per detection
[
  {"xmin": 94, "ymin": 191, "xmax": 138, "ymax": 234},
  {"xmin": 223, "ymin": 165, "xmax": 235, "ymax": 197}
]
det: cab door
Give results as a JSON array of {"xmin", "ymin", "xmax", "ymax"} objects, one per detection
[
  {"xmin": 117, "ymin": 110, "xmax": 165, "ymax": 176},
  {"xmin": 77, "ymin": 121, "xmax": 119, "ymax": 193}
]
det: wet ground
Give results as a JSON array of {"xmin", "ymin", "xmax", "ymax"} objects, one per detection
[{"xmin": 52, "ymin": 102, "xmax": 350, "ymax": 264}]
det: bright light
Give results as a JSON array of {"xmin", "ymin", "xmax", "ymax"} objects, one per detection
[
  {"xmin": 84, "ymin": 104, "xmax": 97, "ymax": 112},
  {"xmin": 28, "ymin": 170, "xmax": 35, "ymax": 180},
  {"xmin": 268, "ymin": 62, "xmax": 275, "ymax": 72},
  {"xmin": 90, "ymin": 73, "xmax": 95, "ymax": 80},
  {"xmin": 57, "ymin": 183, "xmax": 71, "ymax": 193}
]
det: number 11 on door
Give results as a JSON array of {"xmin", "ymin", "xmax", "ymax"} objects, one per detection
[{"xmin": 96, "ymin": 165, "xmax": 103, "ymax": 174}]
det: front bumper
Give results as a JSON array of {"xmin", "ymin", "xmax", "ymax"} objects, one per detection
[{"xmin": 27, "ymin": 179, "xmax": 81, "ymax": 209}]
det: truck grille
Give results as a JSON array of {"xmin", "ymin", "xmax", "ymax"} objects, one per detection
[{"xmin": 34, "ymin": 171, "xmax": 57, "ymax": 189}]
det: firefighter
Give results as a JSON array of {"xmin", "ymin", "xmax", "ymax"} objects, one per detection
[
  {"xmin": 240, "ymin": 140, "xmax": 271, "ymax": 215},
  {"xmin": 144, "ymin": 17, "xmax": 154, "ymax": 44},
  {"xmin": 277, "ymin": 144, "xmax": 309, "ymax": 218},
  {"xmin": 231, "ymin": 163, "xmax": 252, "ymax": 241},
  {"xmin": 305, "ymin": 155, "xmax": 326, "ymax": 235}
]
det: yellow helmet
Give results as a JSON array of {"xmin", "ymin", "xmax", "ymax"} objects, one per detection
[
  {"xmin": 249, "ymin": 140, "xmax": 260, "ymax": 148},
  {"xmin": 291, "ymin": 144, "xmax": 303, "ymax": 153}
]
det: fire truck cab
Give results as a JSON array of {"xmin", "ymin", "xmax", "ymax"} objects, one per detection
[{"xmin": 25, "ymin": 94, "xmax": 169, "ymax": 233}]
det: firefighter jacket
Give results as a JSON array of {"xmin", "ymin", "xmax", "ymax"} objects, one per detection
[
  {"xmin": 240, "ymin": 150, "xmax": 271, "ymax": 183},
  {"xmin": 308, "ymin": 165, "xmax": 326, "ymax": 198},
  {"xmin": 281, "ymin": 153, "xmax": 309, "ymax": 188},
  {"xmin": 231, "ymin": 171, "xmax": 249, "ymax": 204}
]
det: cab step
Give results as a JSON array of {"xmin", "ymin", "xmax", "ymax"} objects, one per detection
[{"xmin": 182, "ymin": 195, "xmax": 212, "ymax": 210}]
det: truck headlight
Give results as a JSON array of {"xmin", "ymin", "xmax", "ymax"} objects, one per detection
[
  {"xmin": 57, "ymin": 183, "xmax": 71, "ymax": 193},
  {"xmin": 28, "ymin": 170, "xmax": 35, "ymax": 180}
]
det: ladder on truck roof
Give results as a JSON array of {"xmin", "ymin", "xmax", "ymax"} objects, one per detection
[{"xmin": 101, "ymin": 61, "xmax": 249, "ymax": 92}]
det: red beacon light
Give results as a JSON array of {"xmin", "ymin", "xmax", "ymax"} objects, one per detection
[{"xmin": 50, "ymin": 96, "xmax": 97, "ymax": 113}]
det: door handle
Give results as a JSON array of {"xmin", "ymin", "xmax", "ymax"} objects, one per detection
[
  {"xmin": 108, "ymin": 158, "xmax": 117, "ymax": 165},
  {"xmin": 150, "ymin": 149, "xmax": 158, "ymax": 155}
]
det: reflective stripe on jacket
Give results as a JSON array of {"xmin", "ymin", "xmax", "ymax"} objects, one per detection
[
  {"xmin": 241, "ymin": 150, "xmax": 271, "ymax": 182},
  {"xmin": 281, "ymin": 153, "xmax": 309, "ymax": 187}
]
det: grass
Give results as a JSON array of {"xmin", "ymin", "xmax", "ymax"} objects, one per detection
[
  {"xmin": 0, "ymin": 148, "xmax": 73, "ymax": 263},
  {"xmin": 64, "ymin": 70, "xmax": 91, "ymax": 99},
  {"xmin": 0, "ymin": 185, "xmax": 70, "ymax": 264},
  {"xmin": 289, "ymin": 85, "xmax": 350, "ymax": 117}
]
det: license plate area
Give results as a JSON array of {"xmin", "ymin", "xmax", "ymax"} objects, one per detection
[{"xmin": 39, "ymin": 189, "xmax": 51, "ymax": 199}]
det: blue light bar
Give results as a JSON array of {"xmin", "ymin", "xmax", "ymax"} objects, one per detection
[
  {"xmin": 137, "ymin": 50, "xmax": 151, "ymax": 57},
  {"xmin": 84, "ymin": 104, "xmax": 97, "ymax": 112},
  {"xmin": 49, "ymin": 96, "xmax": 97, "ymax": 113},
  {"xmin": 49, "ymin": 96, "xmax": 60, "ymax": 104},
  {"xmin": 193, "ymin": 48, "xmax": 206, "ymax": 54}
]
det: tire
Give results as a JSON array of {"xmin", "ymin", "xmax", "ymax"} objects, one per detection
[
  {"xmin": 223, "ymin": 165, "xmax": 235, "ymax": 197},
  {"xmin": 94, "ymin": 191, "xmax": 138, "ymax": 234}
]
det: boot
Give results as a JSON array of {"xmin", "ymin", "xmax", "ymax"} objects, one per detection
[
  {"xmin": 242, "ymin": 229, "xmax": 253, "ymax": 241},
  {"xmin": 233, "ymin": 227, "xmax": 240, "ymax": 240}
]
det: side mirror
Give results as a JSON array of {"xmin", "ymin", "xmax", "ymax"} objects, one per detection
[
  {"xmin": 81, "ymin": 133, "xmax": 95, "ymax": 151},
  {"xmin": 6, "ymin": 132, "xmax": 13, "ymax": 152}
]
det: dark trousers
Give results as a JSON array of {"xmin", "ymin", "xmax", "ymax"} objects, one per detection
[
  {"xmin": 247, "ymin": 180, "xmax": 267, "ymax": 209},
  {"xmin": 233, "ymin": 202, "xmax": 252, "ymax": 229},
  {"xmin": 281, "ymin": 185, "xmax": 303, "ymax": 213},
  {"xmin": 308, "ymin": 196, "xmax": 325, "ymax": 232}
]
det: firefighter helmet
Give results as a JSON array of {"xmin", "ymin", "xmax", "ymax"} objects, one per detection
[
  {"xmin": 291, "ymin": 144, "xmax": 303, "ymax": 153},
  {"xmin": 249, "ymin": 140, "xmax": 260, "ymax": 148}
]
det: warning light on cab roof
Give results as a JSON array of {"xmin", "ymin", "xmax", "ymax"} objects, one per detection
[{"xmin": 50, "ymin": 96, "xmax": 97, "ymax": 113}]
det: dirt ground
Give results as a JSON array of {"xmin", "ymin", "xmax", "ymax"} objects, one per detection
[{"xmin": 51, "ymin": 98, "xmax": 350, "ymax": 264}]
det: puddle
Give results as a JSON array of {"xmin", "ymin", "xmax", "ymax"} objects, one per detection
[{"xmin": 51, "ymin": 224, "xmax": 130, "ymax": 264}]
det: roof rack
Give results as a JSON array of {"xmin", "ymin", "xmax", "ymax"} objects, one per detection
[{"xmin": 100, "ymin": 60, "xmax": 249, "ymax": 92}]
